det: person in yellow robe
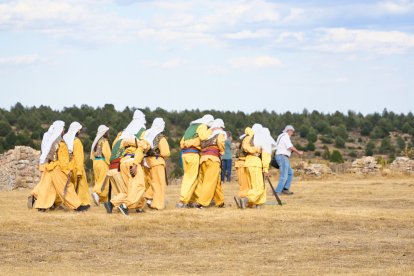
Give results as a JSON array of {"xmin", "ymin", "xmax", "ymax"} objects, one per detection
[
  {"xmin": 28, "ymin": 123, "xmax": 55, "ymax": 208},
  {"xmin": 177, "ymin": 114, "xmax": 214, "ymax": 208},
  {"xmin": 193, "ymin": 119, "xmax": 226, "ymax": 208},
  {"xmin": 104, "ymin": 110, "xmax": 147, "ymax": 214},
  {"xmin": 64, "ymin": 122, "xmax": 91, "ymax": 207},
  {"xmin": 234, "ymin": 132, "xmax": 252, "ymax": 198},
  {"xmin": 143, "ymin": 118, "xmax": 171, "ymax": 210},
  {"xmin": 234, "ymin": 124, "xmax": 272, "ymax": 209},
  {"xmin": 110, "ymin": 138, "xmax": 150, "ymax": 216},
  {"xmin": 34, "ymin": 120, "xmax": 89, "ymax": 212},
  {"xmin": 90, "ymin": 125, "xmax": 111, "ymax": 205}
]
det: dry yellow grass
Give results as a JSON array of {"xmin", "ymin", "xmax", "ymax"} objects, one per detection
[{"xmin": 0, "ymin": 176, "xmax": 413, "ymax": 275}]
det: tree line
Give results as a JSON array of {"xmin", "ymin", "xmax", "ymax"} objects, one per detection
[{"xmin": 0, "ymin": 103, "xmax": 413, "ymax": 176}]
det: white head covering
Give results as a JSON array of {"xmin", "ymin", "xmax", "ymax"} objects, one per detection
[
  {"xmin": 41, "ymin": 125, "xmax": 54, "ymax": 154},
  {"xmin": 144, "ymin": 118, "xmax": 166, "ymax": 148},
  {"xmin": 39, "ymin": 120, "xmax": 65, "ymax": 164},
  {"xmin": 190, "ymin": 114, "xmax": 214, "ymax": 127},
  {"xmin": 63, "ymin": 121, "xmax": 82, "ymax": 153},
  {"xmin": 283, "ymin": 125, "xmax": 295, "ymax": 133},
  {"xmin": 253, "ymin": 127, "xmax": 274, "ymax": 154},
  {"xmin": 120, "ymin": 110, "xmax": 146, "ymax": 139},
  {"xmin": 208, "ymin": 118, "xmax": 227, "ymax": 139},
  {"xmin": 90, "ymin": 125, "xmax": 110, "ymax": 159},
  {"xmin": 252, "ymin": 123, "xmax": 263, "ymax": 133}
]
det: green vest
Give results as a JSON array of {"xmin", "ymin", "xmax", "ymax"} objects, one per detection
[
  {"xmin": 110, "ymin": 128, "xmax": 146, "ymax": 162},
  {"xmin": 183, "ymin": 124, "xmax": 200, "ymax": 141}
]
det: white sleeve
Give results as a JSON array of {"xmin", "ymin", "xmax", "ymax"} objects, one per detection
[{"xmin": 284, "ymin": 135, "xmax": 294, "ymax": 149}]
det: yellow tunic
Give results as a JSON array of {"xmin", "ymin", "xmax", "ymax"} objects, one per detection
[
  {"xmin": 194, "ymin": 133, "xmax": 226, "ymax": 207},
  {"xmin": 35, "ymin": 141, "xmax": 81, "ymax": 210},
  {"xmin": 240, "ymin": 128, "xmax": 270, "ymax": 206},
  {"xmin": 179, "ymin": 124, "xmax": 210, "ymax": 204},
  {"xmin": 145, "ymin": 137, "xmax": 170, "ymax": 210},
  {"xmin": 70, "ymin": 138, "xmax": 91, "ymax": 206},
  {"xmin": 92, "ymin": 138, "xmax": 111, "ymax": 202},
  {"xmin": 235, "ymin": 159, "xmax": 250, "ymax": 197},
  {"xmin": 111, "ymin": 140, "xmax": 150, "ymax": 209}
]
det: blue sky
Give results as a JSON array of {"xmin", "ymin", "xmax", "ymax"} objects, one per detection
[{"xmin": 0, "ymin": 0, "xmax": 413, "ymax": 114}]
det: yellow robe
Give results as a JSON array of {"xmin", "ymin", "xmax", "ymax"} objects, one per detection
[
  {"xmin": 179, "ymin": 124, "xmax": 210, "ymax": 204},
  {"xmin": 145, "ymin": 137, "xmax": 171, "ymax": 210},
  {"xmin": 235, "ymin": 158, "xmax": 250, "ymax": 197},
  {"xmin": 70, "ymin": 138, "xmax": 91, "ymax": 206},
  {"xmin": 111, "ymin": 140, "xmax": 149, "ymax": 209},
  {"xmin": 92, "ymin": 138, "xmax": 111, "ymax": 202},
  {"xmin": 240, "ymin": 128, "xmax": 270, "ymax": 206},
  {"xmin": 194, "ymin": 133, "xmax": 226, "ymax": 207},
  {"xmin": 35, "ymin": 141, "xmax": 81, "ymax": 210}
]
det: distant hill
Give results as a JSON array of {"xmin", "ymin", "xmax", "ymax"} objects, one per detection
[{"xmin": 0, "ymin": 103, "xmax": 413, "ymax": 177}]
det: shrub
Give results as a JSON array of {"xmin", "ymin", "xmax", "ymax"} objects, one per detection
[
  {"xmin": 335, "ymin": 136, "xmax": 346, "ymax": 148},
  {"xmin": 306, "ymin": 142, "xmax": 315, "ymax": 151},
  {"xmin": 330, "ymin": 150, "xmax": 344, "ymax": 163},
  {"xmin": 322, "ymin": 145, "xmax": 331, "ymax": 160},
  {"xmin": 320, "ymin": 136, "xmax": 333, "ymax": 144},
  {"xmin": 306, "ymin": 130, "xmax": 317, "ymax": 143},
  {"xmin": 365, "ymin": 140, "xmax": 376, "ymax": 156}
]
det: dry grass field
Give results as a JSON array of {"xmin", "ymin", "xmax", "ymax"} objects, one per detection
[{"xmin": 0, "ymin": 176, "xmax": 413, "ymax": 275}]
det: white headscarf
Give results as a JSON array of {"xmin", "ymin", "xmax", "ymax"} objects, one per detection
[
  {"xmin": 208, "ymin": 118, "xmax": 227, "ymax": 139},
  {"xmin": 144, "ymin": 118, "xmax": 166, "ymax": 148},
  {"xmin": 120, "ymin": 110, "xmax": 146, "ymax": 140},
  {"xmin": 39, "ymin": 120, "xmax": 65, "ymax": 164},
  {"xmin": 63, "ymin": 121, "xmax": 82, "ymax": 153},
  {"xmin": 41, "ymin": 125, "xmax": 54, "ymax": 154},
  {"xmin": 90, "ymin": 125, "xmax": 110, "ymax": 159},
  {"xmin": 253, "ymin": 127, "xmax": 274, "ymax": 154},
  {"xmin": 190, "ymin": 114, "xmax": 214, "ymax": 127}
]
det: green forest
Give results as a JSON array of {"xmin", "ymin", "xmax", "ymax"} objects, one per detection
[{"xmin": 1, "ymin": 103, "xmax": 413, "ymax": 177}]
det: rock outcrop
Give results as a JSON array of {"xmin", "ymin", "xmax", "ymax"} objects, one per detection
[
  {"xmin": 390, "ymin": 157, "xmax": 414, "ymax": 174},
  {"xmin": 296, "ymin": 161, "xmax": 333, "ymax": 177},
  {"xmin": 349, "ymin": 156, "xmax": 381, "ymax": 175},
  {"xmin": 0, "ymin": 146, "xmax": 40, "ymax": 191}
]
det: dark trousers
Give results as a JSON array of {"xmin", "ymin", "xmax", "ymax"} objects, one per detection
[{"xmin": 221, "ymin": 159, "xmax": 232, "ymax": 182}]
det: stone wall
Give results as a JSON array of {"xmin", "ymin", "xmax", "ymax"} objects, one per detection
[
  {"xmin": 349, "ymin": 156, "xmax": 381, "ymax": 175},
  {"xmin": 390, "ymin": 157, "xmax": 414, "ymax": 174},
  {"xmin": 0, "ymin": 146, "xmax": 41, "ymax": 191}
]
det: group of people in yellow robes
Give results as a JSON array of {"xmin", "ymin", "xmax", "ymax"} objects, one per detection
[
  {"xmin": 28, "ymin": 110, "xmax": 171, "ymax": 216},
  {"xmin": 177, "ymin": 115, "xmax": 228, "ymax": 208},
  {"xmin": 27, "ymin": 111, "xmax": 278, "ymax": 214}
]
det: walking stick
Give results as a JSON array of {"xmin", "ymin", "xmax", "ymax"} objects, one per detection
[{"xmin": 265, "ymin": 175, "xmax": 283, "ymax": 206}]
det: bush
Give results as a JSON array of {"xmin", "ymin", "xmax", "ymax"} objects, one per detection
[
  {"xmin": 314, "ymin": 151, "xmax": 321, "ymax": 157},
  {"xmin": 333, "ymin": 124, "xmax": 348, "ymax": 139},
  {"xmin": 330, "ymin": 150, "xmax": 344, "ymax": 163},
  {"xmin": 320, "ymin": 136, "xmax": 333, "ymax": 144},
  {"xmin": 322, "ymin": 145, "xmax": 330, "ymax": 160},
  {"xmin": 0, "ymin": 121, "xmax": 12, "ymax": 136},
  {"xmin": 306, "ymin": 142, "xmax": 315, "ymax": 151},
  {"xmin": 349, "ymin": 150, "xmax": 357, "ymax": 158},
  {"xmin": 306, "ymin": 130, "xmax": 317, "ymax": 143},
  {"xmin": 365, "ymin": 141, "xmax": 376, "ymax": 156},
  {"xmin": 361, "ymin": 121, "xmax": 373, "ymax": 136},
  {"xmin": 335, "ymin": 136, "xmax": 346, "ymax": 148}
]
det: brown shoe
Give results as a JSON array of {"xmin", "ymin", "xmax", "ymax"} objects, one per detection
[{"xmin": 282, "ymin": 190, "xmax": 294, "ymax": 195}]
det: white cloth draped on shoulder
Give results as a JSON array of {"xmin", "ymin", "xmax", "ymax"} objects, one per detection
[
  {"xmin": 39, "ymin": 120, "xmax": 65, "ymax": 164},
  {"xmin": 63, "ymin": 122, "xmax": 82, "ymax": 153},
  {"xmin": 253, "ymin": 127, "xmax": 274, "ymax": 155},
  {"xmin": 144, "ymin": 118, "xmax": 166, "ymax": 148},
  {"xmin": 90, "ymin": 125, "xmax": 110, "ymax": 159},
  {"xmin": 190, "ymin": 114, "xmax": 214, "ymax": 127},
  {"xmin": 120, "ymin": 110, "xmax": 146, "ymax": 140},
  {"xmin": 208, "ymin": 118, "xmax": 227, "ymax": 139}
]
